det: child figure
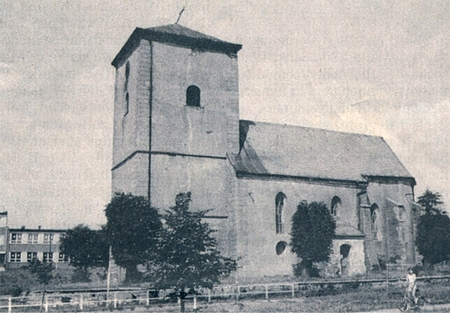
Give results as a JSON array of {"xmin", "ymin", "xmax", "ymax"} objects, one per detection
[{"xmin": 406, "ymin": 267, "xmax": 417, "ymax": 305}]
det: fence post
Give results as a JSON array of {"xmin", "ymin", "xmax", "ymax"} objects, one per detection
[
  {"xmin": 45, "ymin": 295, "xmax": 48, "ymax": 312},
  {"xmin": 146, "ymin": 290, "xmax": 150, "ymax": 306},
  {"xmin": 114, "ymin": 292, "xmax": 117, "ymax": 308},
  {"xmin": 8, "ymin": 297, "xmax": 11, "ymax": 313},
  {"xmin": 236, "ymin": 285, "xmax": 240, "ymax": 302},
  {"xmin": 193, "ymin": 295, "xmax": 197, "ymax": 310},
  {"xmin": 291, "ymin": 284, "xmax": 295, "ymax": 298},
  {"xmin": 265, "ymin": 285, "xmax": 269, "ymax": 301},
  {"xmin": 79, "ymin": 294, "xmax": 83, "ymax": 311},
  {"xmin": 208, "ymin": 289, "xmax": 211, "ymax": 303}
]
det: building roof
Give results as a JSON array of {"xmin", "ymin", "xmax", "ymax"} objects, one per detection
[
  {"xmin": 9, "ymin": 228, "xmax": 66, "ymax": 233},
  {"xmin": 228, "ymin": 120, "xmax": 414, "ymax": 183},
  {"xmin": 112, "ymin": 24, "xmax": 242, "ymax": 68}
]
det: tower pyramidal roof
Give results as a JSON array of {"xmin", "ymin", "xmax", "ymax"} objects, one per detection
[{"xmin": 112, "ymin": 24, "xmax": 242, "ymax": 67}]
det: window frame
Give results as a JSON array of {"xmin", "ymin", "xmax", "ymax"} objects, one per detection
[
  {"xmin": 11, "ymin": 233, "xmax": 22, "ymax": 244},
  {"xmin": 28, "ymin": 233, "xmax": 38, "ymax": 244}
]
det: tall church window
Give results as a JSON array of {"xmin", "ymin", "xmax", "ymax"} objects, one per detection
[
  {"xmin": 370, "ymin": 204, "xmax": 379, "ymax": 240},
  {"xmin": 275, "ymin": 192, "xmax": 286, "ymax": 234},
  {"xmin": 331, "ymin": 196, "xmax": 341, "ymax": 217},
  {"xmin": 186, "ymin": 85, "xmax": 201, "ymax": 107}
]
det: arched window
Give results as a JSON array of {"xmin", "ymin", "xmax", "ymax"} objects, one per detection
[
  {"xmin": 275, "ymin": 192, "xmax": 286, "ymax": 234},
  {"xmin": 186, "ymin": 85, "xmax": 201, "ymax": 107},
  {"xmin": 331, "ymin": 196, "xmax": 341, "ymax": 217},
  {"xmin": 370, "ymin": 204, "xmax": 379, "ymax": 240}
]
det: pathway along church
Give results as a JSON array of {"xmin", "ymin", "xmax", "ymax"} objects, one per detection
[{"xmin": 110, "ymin": 24, "xmax": 419, "ymax": 278}]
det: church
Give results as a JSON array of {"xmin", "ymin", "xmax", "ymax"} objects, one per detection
[{"xmin": 110, "ymin": 24, "xmax": 419, "ymax": 278}]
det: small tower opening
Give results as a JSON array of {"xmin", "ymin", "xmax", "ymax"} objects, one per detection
[{"xmin": 186, "ymin": 85, "xmax": 201, "ymax": 107}]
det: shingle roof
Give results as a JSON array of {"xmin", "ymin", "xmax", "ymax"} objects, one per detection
[
  {"xmin": 112, "ymin": 24, "xmax": 242, "ymax": 67},
  {"xmin": 228, "ymin": 120, "xmax": 414, "ymax": 183}
]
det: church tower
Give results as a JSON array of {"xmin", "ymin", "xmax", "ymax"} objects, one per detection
[{"xmin": 110, "ymin": 24, "xmax": 242, "ymax": 220}]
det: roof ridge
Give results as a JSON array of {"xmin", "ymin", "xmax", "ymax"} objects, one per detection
[{"xmin": 239, "ymin": 119, "xmax": 383, "ymax": 139}]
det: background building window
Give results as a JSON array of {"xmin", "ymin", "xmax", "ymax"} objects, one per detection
[
  {"xmin": 27, "ymin": 252, "xmax": 38, "ymax": 262},
  {"xmin": 11, "ymin": 233, "xmax": 22, "ymax": 244},
  {"xmin": 43, "ymin": 252, "xmax": 53, "ymax": 263},
  {"xmin": 58, "ymin": 253, "xmax": 68, "ymax": 262},
  {"xmin": 28, "ymin": 233, "xmax": 38, "ymax": 244},
  {"xmin": 275, "ymin": 192, "xmax": 287, "ymax": 234},
  {"xmin": 10, "ymin": 252, "xmax": 21, "ymax": 262},
  {"xmin": 44, "ymin": 233, "xmax": 54, "ymax": 244},
  {"xmin": 186, "ymin": 85, "xmax": 201, "ymax": 107}
]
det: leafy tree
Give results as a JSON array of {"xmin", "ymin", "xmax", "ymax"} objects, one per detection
[
  {"xmin": 416, "ymin": 190, "xmax": 450, "ymax": 269},
  {"xmin": 105, "ymin": 193, "xmax": 162, "ymax": 282},
  {"xmin": 59, "ymin": 224, "xmax": 109, "ymax": 282},
  {"xmin": 153, "ymin": 192, "xmax": 238, "ymax": 312},
  {"xmin": 290, "ymin": 201, "xmax": 336, "ymax": 277},
  {"xmin": 26, "ymin": 259, "xmax": 54, "ymax": 285},
  {"xmin": 417, "ymin": 189, "xmax": 445, "ymax": 215}
]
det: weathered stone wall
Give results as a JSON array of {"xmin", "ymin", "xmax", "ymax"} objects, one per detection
[
  {"xmin": 234, "ymin": 177, "xmax": 360, "ymax": 277},
  {"xmin": 150, "ymin": 42, "xmax": 240, "ymax": 156},
  {"xmin": 329, "ymin": 239, "xmax": 366, "ymax": 276},
  {"xmin": 364, "ymin": 181, "xmax": 416, "ymax": 267},
  {"xmin": 112, "ymin": 40, "xmax": 150, "ymax": 167},
  {"xmin": 112, "ymin": 40, "xmax": 151, "ymax": 196},
  {"xmin": 111, "ymin": 152, "xmax": 148, "ymax": 197}
]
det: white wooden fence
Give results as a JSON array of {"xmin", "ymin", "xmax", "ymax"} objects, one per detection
[{"xmin": 1, "ymin": 275, "xmax": 449, "ymax": 312}]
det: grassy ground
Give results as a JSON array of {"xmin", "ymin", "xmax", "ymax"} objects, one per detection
[{"xmin": 89, "ymin": 279, "xmax": 450, "ymax": 312}]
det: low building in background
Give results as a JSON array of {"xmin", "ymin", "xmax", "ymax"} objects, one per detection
[{"xmin": 6, "ymin": 225, "xmax": 68, "ymax": 269}]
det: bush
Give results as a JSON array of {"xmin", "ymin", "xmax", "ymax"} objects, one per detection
[
  {"xmin": 0, "ymin": 269, "xmax": 38, "ymax": 296},
  {"xmin": 71, "ymin": 267, "xmax": 91, "ymax": 283}
]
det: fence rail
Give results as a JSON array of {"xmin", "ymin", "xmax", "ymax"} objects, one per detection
[{"xmin": 1, "ymin": 275, "xmax": 449, "ymax": 312}]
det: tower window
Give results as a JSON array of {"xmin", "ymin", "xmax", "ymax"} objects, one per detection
[
  {"xmin": 125, "ymin": 92, "xmax": 129, "ymax": 115},
  {"xmin": 186, "ymin": 85, "xmax": 201, "ymax": 107},
  {"xmin": 124, "ymin": 61, "xmax": 130, "ymax": 116},
  {"xmin": 275, "ymin": 192, "xmax": 286, "ymax": 234},
  {"xmin": 125, "ymin": 61, "xmax": 130, "ymax": 88}
]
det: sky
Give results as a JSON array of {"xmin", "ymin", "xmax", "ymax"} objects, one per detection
[{"xmin": 1, "ymin": 0, "xmax": 449, "ymax": 229}]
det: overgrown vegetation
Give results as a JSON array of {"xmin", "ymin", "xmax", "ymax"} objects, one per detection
[
  {"xmin": 152, "ymin": 192, "xmax": 238, "ymax": 312},
  {"xmin": 59, "ymin": 224, "xmax": 108, "ymax": 282},
  {"xmin": 290, "ymin": 201, "xmax": 336, "ymax": 277},
  {"xmin": 416, "ymin": 190, "xmax": 450, "ymax": 270},
  {"xmin": 104, "ymin": 193, "xmax": 162, "ymax": 282}
]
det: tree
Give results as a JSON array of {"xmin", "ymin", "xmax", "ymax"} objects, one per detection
[
  {"xmin": 290, "ymin": 201, "xmax": 336, "ymax": 277},
  {"xmin": 59, "ymin": 224, "xmax": 108, "ymax": 282},
  {"xmin": 153, "ymin": 192, "xmax": 238, "ymax": 312},
  {"xmin": 417, "ymin": 189, "xmax": 445, "ymax": 215},
  {"xmin": 416, "ymin": 190, "xmax": 450, "ymax": 269},
  {"xmin": 105, "ymin": 193, "xmax": 162, "ymax": 282}
]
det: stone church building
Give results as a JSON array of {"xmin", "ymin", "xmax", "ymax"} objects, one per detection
[{"xmin": 110, "ymin": 24, "xmax": 418, "ymax": 278}]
